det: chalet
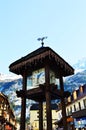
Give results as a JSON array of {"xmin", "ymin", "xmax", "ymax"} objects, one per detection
[
  {"xmin": 55, "ymin": 84, "xmax": 86, "ymax": 130},
  {"xmin": 67, "ymin": 84, "xmax": 86, "ymax": 129},
  {"xmin": 0, "ymin": 92, "xmax": 17, "ymax": 130}
]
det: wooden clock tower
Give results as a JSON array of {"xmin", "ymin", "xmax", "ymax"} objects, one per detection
[{"xmin": 9, "ymin": 43, "xmax": 74, "ymax": 130}]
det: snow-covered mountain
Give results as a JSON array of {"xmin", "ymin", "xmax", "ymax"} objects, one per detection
[
  {"xmin": 64, "ymin": 57, "xmax": 86, "ymax": 92},
  {"xmin": 73, "ymin": 57, "xmax": 86, "ymax": 72},
  {"xmin": 0, "ymin": 57, "xmax": 86, "ymax": 121},
  {"xmin": 0, "ymin": 73, "xmax": 22, "ymax": 82},
  {"xmin": 0, "ymin": 74, "xmax": 31, "ymax": 120},
  {"xmin": 64, "ymin": 70, "xmax": 86, "ymax": 92}
]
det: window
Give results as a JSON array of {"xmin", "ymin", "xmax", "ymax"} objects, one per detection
[
  {"xmin": 0, "ymin": 110, "xmax": 2, "ymax": 116},
  {"xmin": 37, "ymin": 111, "xmax": 39, "ymax": 118},
  {"xmin": 35, "ymin": 123, "xmax": 37, "ymax": 127},
  {"xmin": 70, "ymin": 106, "xmax": 72, "ymax": 114},
  {"xmin": 68, "ymin": 96, "xmax": 71, "ymax": 103},
  {"xmin": 78, "ymin": 102, "xmax": 81, "ymax": 110},
  {"xmin": 80, "ymin": 86, "xmax": 83, "ymax": 93},
  {"xmin": 67, "ymin": 108, "xmax": 70, "ymax": 116},
  {"xmin": 83, "ymin": 99, "xmax": 86, "ymax": 108},
  {"xmin": 44, "ymin": 122, "xmax": 46, "ymax": 127},
  {"xmin": 74, "ymin": 104, "xmax": 76, "ymax": 112},
  {"xmin": 73, "ymin": 91, "xmax": 77, "ymax": 100}
]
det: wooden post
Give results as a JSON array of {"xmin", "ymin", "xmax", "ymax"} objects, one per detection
[
  {"xmin": 39, "ymin": 102, "xmax": 43, "ymax": 130},
  {"xmin": 45, "ymin": 90, "xmax": 52, "ymax": 130},
  {"xmin": 20, "ymin": 72, "xmax": 27, "ymax": 130},
  {"xmin": 59, "ymin": 75, "xmax": 68, "ymax": 130},
  {"xmin": 45, "ymin": 65, "xmax": 52, "ymax": 130}
]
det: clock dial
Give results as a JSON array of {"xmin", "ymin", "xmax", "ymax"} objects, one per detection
[
  {"xmin": 50, "ymin": 70, "xmax": 55, "ymax": 84},
  {"xmin": 32, "ymin": 70, "xmax": 38, "ymax": 86},
  {"xmin": 38, "ymin": 71, "xmax": 45, "ymax": 84},
  {"xmin": 32, "ymin": 68, "xmax": 45, "ymax": 86}
]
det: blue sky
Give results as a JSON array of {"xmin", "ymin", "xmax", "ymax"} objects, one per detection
[{"xmin": 0, "ymin": 0, "xmax": 86, "ymax": 74}]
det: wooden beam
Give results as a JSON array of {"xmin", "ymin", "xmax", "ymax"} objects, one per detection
[
  {"xmin": 20, "ymin": 72, "xmax": 27, "ymax": 130},
  {"xmin": 59, "ymin": 76, "xmax": 68, "ymax": 130},
  {"xmin": 39, "ymin": 102, "xmax": 43, "ymax": 130},
  {"xmin": 45, "ymin": 65, "xmax": 52, "ymax": 130},
  {"xmin": 45, "ymin": 90, "xmax": 52, "ymax": 130}
]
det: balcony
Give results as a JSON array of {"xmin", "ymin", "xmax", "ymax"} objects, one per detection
[{"xmin": 72, "ymin": 108, "xmax": 86, "ymax": 118}]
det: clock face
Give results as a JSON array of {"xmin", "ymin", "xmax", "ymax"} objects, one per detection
[
  {"xmin": 32, "ymin": 68, "xmax": 45, "ymax": 86},
  {"xmin": 50, "ymin": 70, "xmax": 56, "ymax": 84},
  {"xmin": 27, "ymin": 68, "xmax": 45, "ymax": 89},
  {"xmin": 38, "ymin": 72, "xmax": 45, "ymax": 84}
]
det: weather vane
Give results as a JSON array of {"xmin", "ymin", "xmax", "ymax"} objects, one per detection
[{"xmin": 37, "ymin": 36, "xmax": 47, "ymax": 47}]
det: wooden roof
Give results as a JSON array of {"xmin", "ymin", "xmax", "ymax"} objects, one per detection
[
  {"xmin": 72, "ymin": 109, "xmax": 86, "ymax": 118},
  {"xmin": 9, "ymin": 46, "xmax": 74, "ymax": 76},
  {"xmin": 0, "ymin": 92, "xmax": 8, "ymax": 101}
]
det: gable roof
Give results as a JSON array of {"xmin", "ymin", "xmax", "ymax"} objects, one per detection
[{"xmin": 9, "ymin": 46, "xmax": 74, "ymax": 76}]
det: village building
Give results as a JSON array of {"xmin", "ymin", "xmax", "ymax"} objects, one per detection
[
  {"xmin": 54, "ymin": 84, "xmax": 86, "ymax": 130},
  {"xmin": 0, "ymin": 92, "xmax": 17, "ymax": 130},
  {"xmin": 67, "ymin": 84, "xmax": 86, "ymax": 130},
  {"xmin": 30, "ymin": 103, "xmax": 58, "ymax": 130}
]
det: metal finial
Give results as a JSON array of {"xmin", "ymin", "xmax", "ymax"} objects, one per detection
[{"xmin": 37, "ymin": 36, "xmax": 47, "ymax": 47}]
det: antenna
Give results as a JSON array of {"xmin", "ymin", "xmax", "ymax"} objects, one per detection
[{"xmin": 37, "ymin": 36, "xmax": 47, "ymax": 47}]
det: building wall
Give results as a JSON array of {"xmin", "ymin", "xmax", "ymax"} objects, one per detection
[
  {"xmin": 30, "ymin": 110, "xmax": 39, "ymax": 130},
  {"xmin": 0, "ymin": 92, "xmax": 17, "ymax": 130},
  {"xmin": 30, "ymin": 103, "xmax": 58, "ymax": 130},
  {"xmin": 66, "ymin": 85, "xmax": 86, "ymax": 129},
  {"xmin": 66, "ymin": 96, "xmax": 86, "ymax": 115}
]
